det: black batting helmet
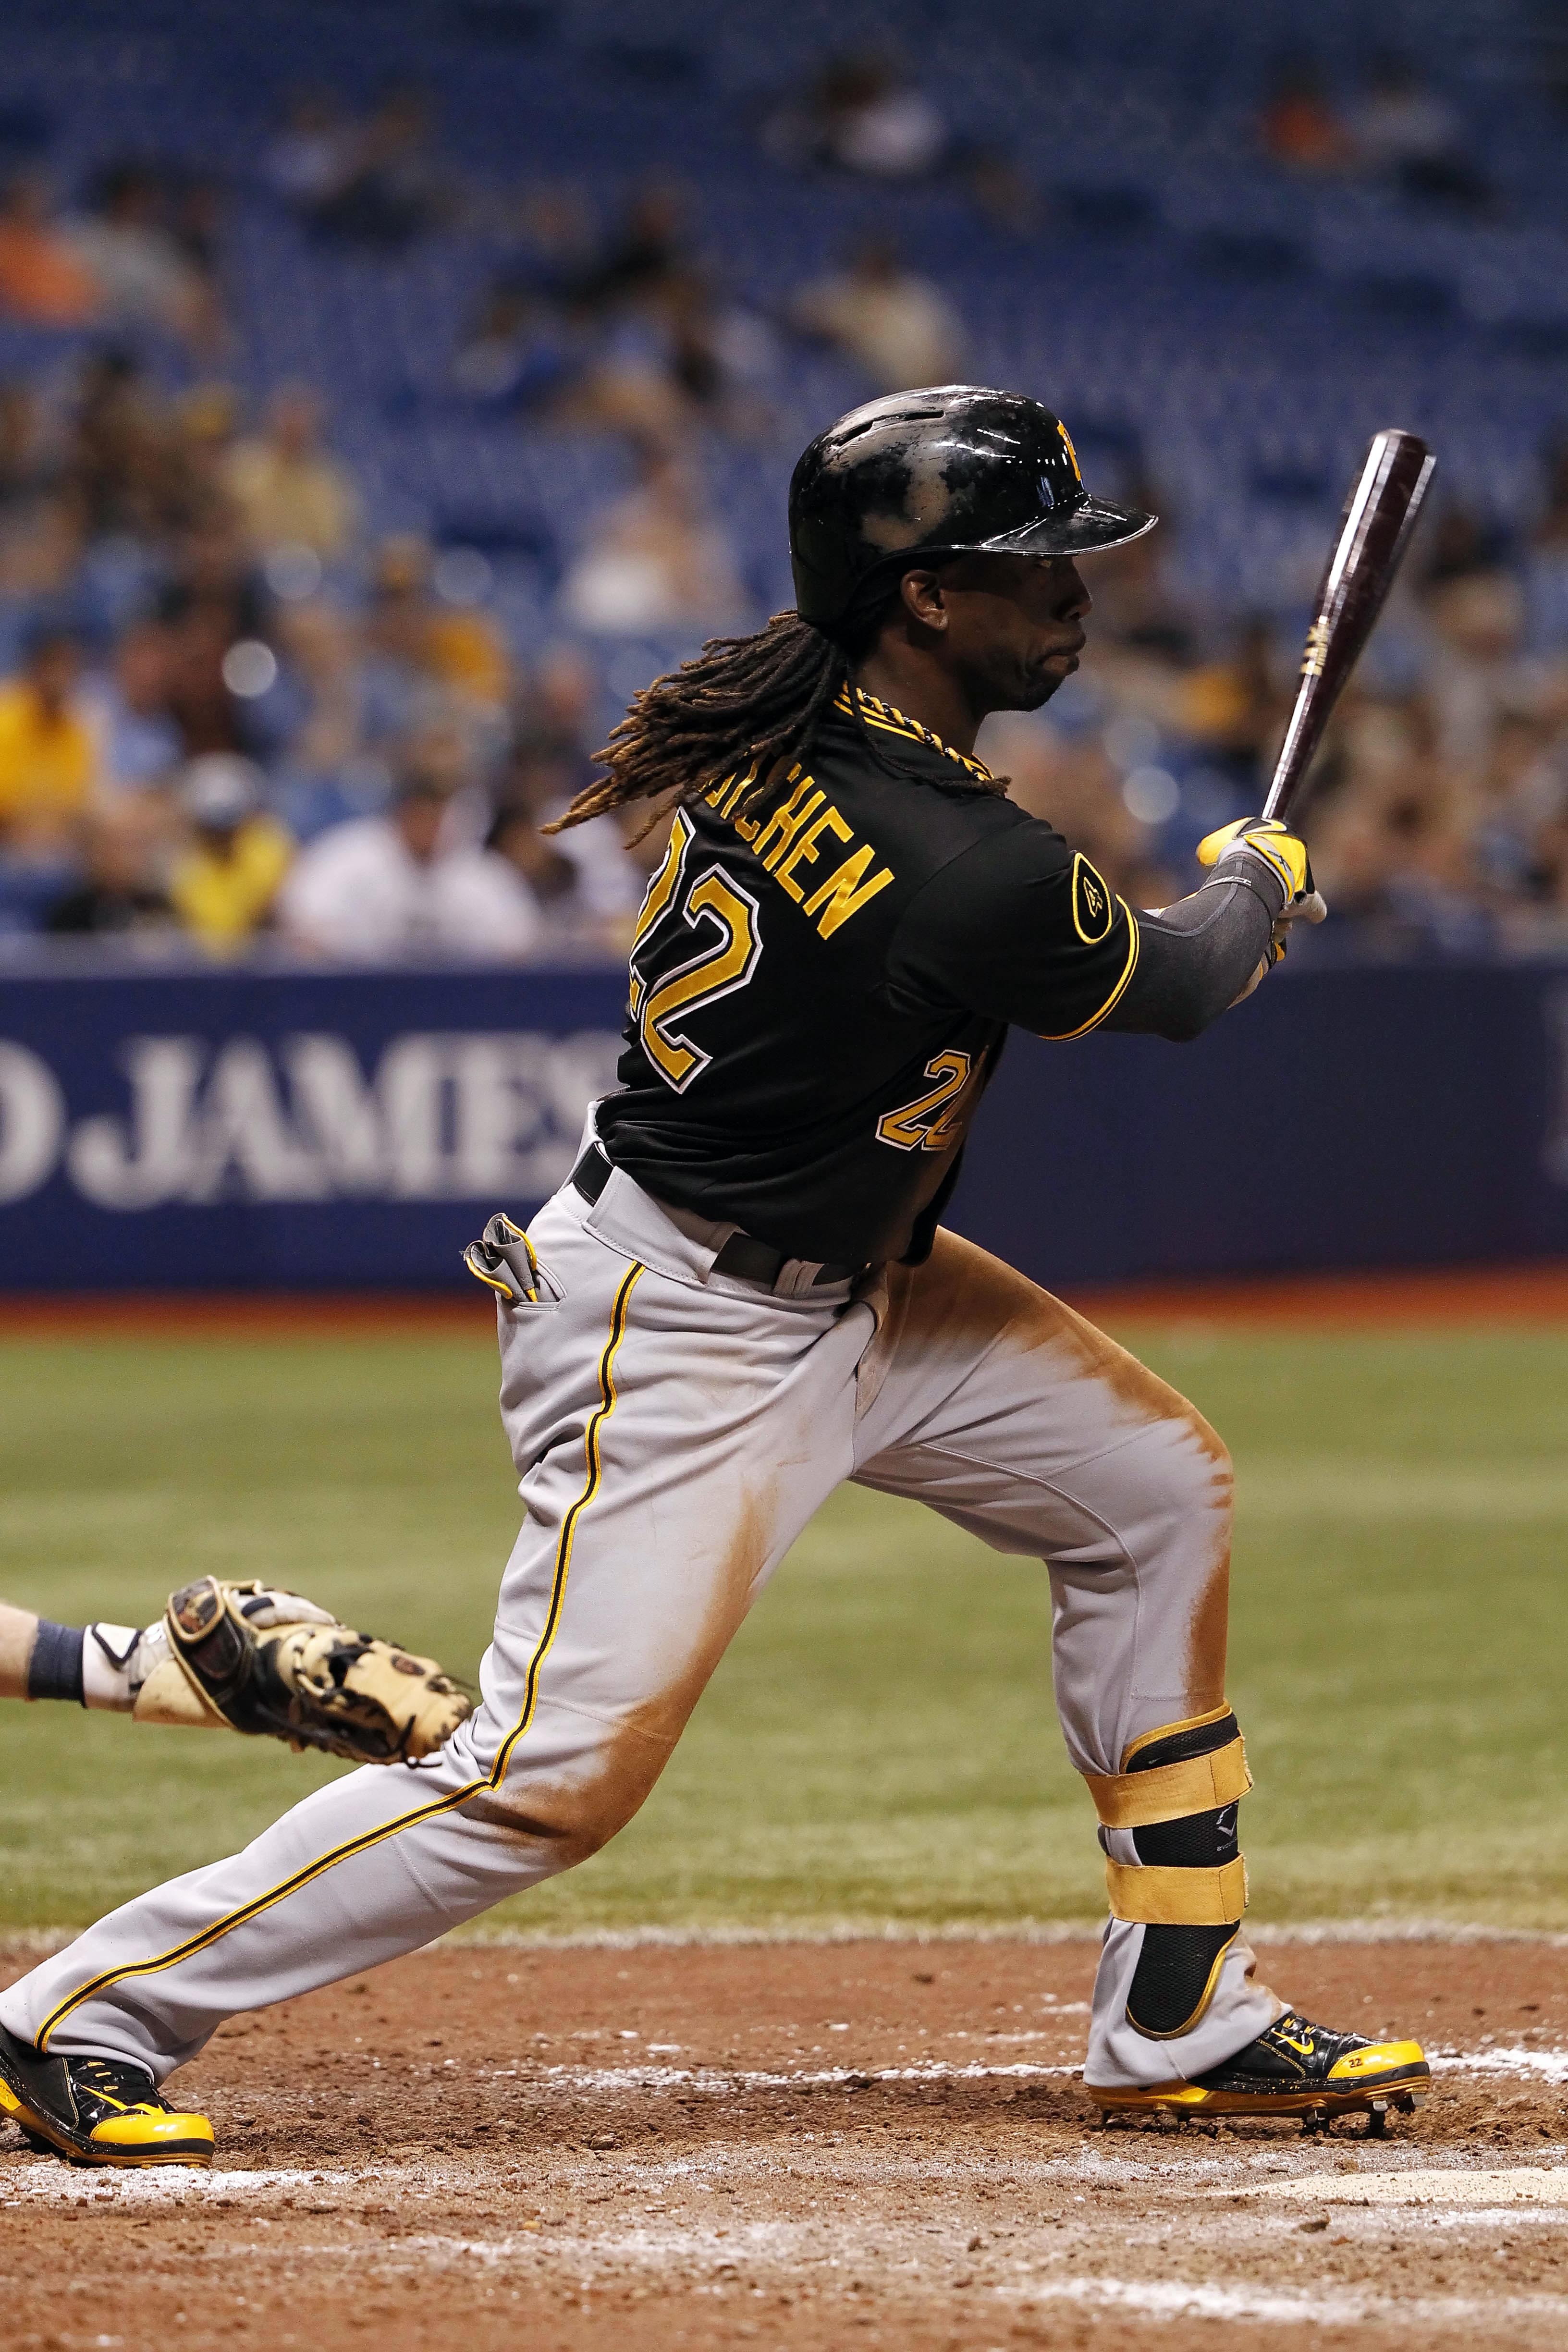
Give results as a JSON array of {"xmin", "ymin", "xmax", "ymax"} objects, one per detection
[{"xmin": 788, "ymin": 384, "xmax": 1155, "ymax": 644}]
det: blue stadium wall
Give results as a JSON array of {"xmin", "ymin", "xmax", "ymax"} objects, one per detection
[{"xmin": 0, "ymin": 961, "xmax": 1564, "ymax": 1289}]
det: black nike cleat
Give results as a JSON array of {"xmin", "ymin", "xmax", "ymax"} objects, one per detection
[
  {"xmin": 1091, "ymin": 2010, "xmax": 1430, "ymax": 2128},
  {"xmin": 0, "ymin": 2021, "xmax": 212, "ymax": 2167}
]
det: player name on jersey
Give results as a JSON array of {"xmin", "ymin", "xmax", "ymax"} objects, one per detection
[{"xmin": 704, "ymin": 765, "xmax": 894, "ymax": 939}]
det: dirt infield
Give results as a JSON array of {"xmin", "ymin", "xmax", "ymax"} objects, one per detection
[
  {"xmin": 4, "ymin": 1936, "xmax": 1568, "ymax": 2351},
  {"xmin": 1, "ymin": 1259, "xmax": 1567, "ymax": 1339}
]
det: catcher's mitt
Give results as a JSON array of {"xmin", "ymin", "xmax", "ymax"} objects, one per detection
[{"xmin": 132, "ymin": 1578, "xmax": 472, "ymax": 1764}]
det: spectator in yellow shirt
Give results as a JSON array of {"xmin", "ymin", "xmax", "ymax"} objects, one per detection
[
  {"xmin": 225, "ymin": 384, "xmax": 360, "ymax": 561},
  {"xmin": 168, "ymin": 754, "xmax": 294, "ymax": 954},
  {"xmin": 368, "ymin": 533, "xmax": 510, "ymax": 709},
  {"xmin": 0, "ymin": 622, "xmax": 96, "ymax": 850}
]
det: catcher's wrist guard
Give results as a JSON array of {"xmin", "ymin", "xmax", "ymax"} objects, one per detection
[{"xmin": 133, "ymin": 1578, "xmax": 472, "ymax": 1765}]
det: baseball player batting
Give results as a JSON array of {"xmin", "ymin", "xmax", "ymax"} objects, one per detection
[{"xmin": 0, "ymin": 387, "xmax": 1429, "ymax": 2168}]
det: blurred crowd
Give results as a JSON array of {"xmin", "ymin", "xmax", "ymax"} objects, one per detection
[
  {"xmin": 0, "ymin": 46, "xmax": 1563, "ymax": 963},
  {"xmin": 0, "ymin": 336, "xmax": 655, "ymax": 959},
  {"xmin": 1258, "ymin": 50, "xmax": 1494, "ymax": 210}
]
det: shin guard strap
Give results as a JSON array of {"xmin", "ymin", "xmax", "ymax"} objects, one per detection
[
  {"xmin": 1084, "ymin": 1735, "xmax": 1251, "ymax": 1831},
  {"xmin": 1106, "ymin": 1855, "xmax": 1247, "ymax": 1926}
]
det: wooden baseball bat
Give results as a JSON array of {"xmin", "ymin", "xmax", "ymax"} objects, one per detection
[{"xmin": 1261, "ymin": 429, "xmax": 1436, "ymax": 825}]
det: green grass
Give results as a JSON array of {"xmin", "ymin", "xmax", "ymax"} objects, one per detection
[{"xmin": 2, "ymin": 1321, "xmax": 1567, "ymax": 1934}]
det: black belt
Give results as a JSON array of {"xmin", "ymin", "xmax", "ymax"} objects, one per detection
[{"xmin": 570, "ymin": 1146, "xmax": 859, "ymax": 1288}]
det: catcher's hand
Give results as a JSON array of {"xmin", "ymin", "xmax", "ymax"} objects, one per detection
[{"xmin": 132, "ymin": 1578, "xmax": 472, "ymax": 1764}]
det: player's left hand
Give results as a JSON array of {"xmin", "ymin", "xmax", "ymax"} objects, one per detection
[{"xmin": 131, "ymin": 1577, "xmax": 472, "ymax": 1764}]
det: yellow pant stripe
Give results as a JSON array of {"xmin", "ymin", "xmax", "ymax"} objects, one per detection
[
  {"xmin": 1106, "ymin": 1855, "xmax": 1248, "ymax": 1926},
  {"xmin": 488, "ymin": 1262, "xmax": 640, "ymax": 1786},
  {"xmin": 1084, "ymin": 1735, "xmax": 1251, "ymax": 1830},
  {"xmin": 34, "ymin": 1261, "xmax": 645, "ymax": 2052}
]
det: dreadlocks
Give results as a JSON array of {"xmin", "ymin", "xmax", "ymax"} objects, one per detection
[{"xmin": 545, "ymin": 610, "xmax": 847, "ymax": 843}]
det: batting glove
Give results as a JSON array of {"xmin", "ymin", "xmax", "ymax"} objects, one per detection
[{"xmin": 1197, "ymin": 816, "xmax": 1328, "ymax": 925}]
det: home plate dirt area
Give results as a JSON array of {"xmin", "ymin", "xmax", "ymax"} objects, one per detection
[{"xmin": 4, "ymin": 1938, "xmax": 1568, "ymax": 2352}]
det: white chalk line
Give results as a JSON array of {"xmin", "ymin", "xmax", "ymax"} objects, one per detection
[
  {"xmin": 485, "ymin": 2042, "xmax": 1564, "ymax": 2095},
  {"xmin": 1240, "ymin": 2166, "xmax": 1568, "ymax": 2209},
  {"xmin": 1023, "ymin": 2276, "xmax": 1568, "ymax": 2326},
  {"xmin": 1431, "ymin": 2045, "xmax": 1568, "ymax": 2084},
  {"xmin": 0, "ymin": 2164, "xmax": 380, "ymax": 2203},
  {"xmin": 1423, "ymin": 2208, "xmax": 1568, "ymax": 2229},
  {"xmin": 511, "ymin": 2057, "xmax": 1081, "ymax": 2094},
  {"xmin": 393, "ymin": 2219, "xmax": 804, "ymax": 2267}
]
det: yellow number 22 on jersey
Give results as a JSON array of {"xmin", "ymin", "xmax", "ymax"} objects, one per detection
[
  {"xmin": 628, "ymin": 810, "xmax": 764, "ymax": 1092},
  {"xmin": 875, "ymin": 1051, "xmax": 974, "ymax": 1152}
]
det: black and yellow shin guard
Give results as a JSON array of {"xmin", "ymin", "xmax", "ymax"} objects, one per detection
[{"xmin": 1084, "ymin": 1707, "xmax": 1252, "ymax": 2039}]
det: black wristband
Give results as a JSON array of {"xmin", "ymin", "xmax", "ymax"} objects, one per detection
[{"xmin": 26, "ymin": 1619, "xmax": 86, "ymax": 1705}]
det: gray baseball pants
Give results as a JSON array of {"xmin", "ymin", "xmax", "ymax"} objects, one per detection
[{"xmin": 1, "ymin": 1157, "xmax": 1281, "ymax": 2090}]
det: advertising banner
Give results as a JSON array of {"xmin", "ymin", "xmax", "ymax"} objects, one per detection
[
  {"xmin": 0, "ymin": 959, "xmax": 1564, "ymax": 1290},
  {"xmin": 0, "ymin": 965, "xmax": 627, "ymax": 1289}
]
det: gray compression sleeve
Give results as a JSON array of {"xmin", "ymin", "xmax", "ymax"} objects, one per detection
[{"xmin": 1102, "ymin": 872, "xmax": 1280, "ymax": 1042}]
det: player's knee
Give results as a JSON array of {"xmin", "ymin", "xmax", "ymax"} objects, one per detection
[
  {"xmin": 461, "ymin": 1782, "xmax": 642, "ymax": 1863},
  {"xmin": 1114, "ymin": 1404, "xmax": 1232, "ymax": 1567},
  {"xmin": 1169, "ymin": 1414, "xmax": 1232, "ymax": 1546},
  {"xmin": 1183, "ymin": 1414, "xmax": 1232, "ymax": 1521},
  {"xmin": 549, "ymin": 1771, "xmax": 651, "ymax": 1861},
  {"xmin": 463, "ymin": 1728, "xmax": 668, "ymax": 1863}
]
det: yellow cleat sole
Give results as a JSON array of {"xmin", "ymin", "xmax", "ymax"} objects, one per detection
[
  {"xmin": 0, "ymin": 2077, "xmax": 213, "ymax": 2168},
  {"xmin": 1090, "ymin": 2064, "xmax": 1431, "ymax": 2121}
]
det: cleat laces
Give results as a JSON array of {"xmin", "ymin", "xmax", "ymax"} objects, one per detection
[{"xmin": 70, "ymin": 2056, "xmax": 164, "ymax": 2115}]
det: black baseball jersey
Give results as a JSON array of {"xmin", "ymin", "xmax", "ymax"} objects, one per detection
[{"xmin": 597, "ymin": 686, "xmax": 1141, "ymax": 1268}]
